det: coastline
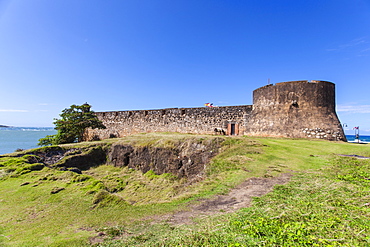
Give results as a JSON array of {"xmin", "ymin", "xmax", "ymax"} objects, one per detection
[
  {"xmin": 0, "ymin": 127, "xmax": 56, "ymax": 154},
  {"xmin": 0, "ymin": 128, "xmax": 369, "ymax": 155}
]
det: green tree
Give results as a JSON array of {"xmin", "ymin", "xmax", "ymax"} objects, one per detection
[{"xmin": 38, "ymin": 103, "xmax": 106, "ymax": 146}]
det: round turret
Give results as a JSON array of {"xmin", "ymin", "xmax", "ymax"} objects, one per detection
[{"xmin": 244, "ymin": 80, "xmax": 346, "ymax": 141}]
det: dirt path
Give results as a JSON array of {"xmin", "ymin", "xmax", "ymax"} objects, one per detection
[
  {"xmin": 338, "ymin": 154, "xmax": 370, "ymax": 159},
  {"xmin": 160, "ymin": 173, "xmax": 292, "ymax": 224},
  {"xmin": 90, "ymin": 173, "xmax": 293, "ymax": 244}
]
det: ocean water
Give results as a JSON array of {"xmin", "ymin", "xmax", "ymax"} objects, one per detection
[
  {"xmin": 346, "ymin": 135, "xmax": 370, "ymax": 143},
  {"xmin": 0, "ymin": 127, "xmax": 56, "ymax": 155},
  {"xmin": 0, "ymin": 127, "xmax": 369, "ymax": 155}
]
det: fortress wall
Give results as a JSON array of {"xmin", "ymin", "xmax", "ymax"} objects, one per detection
[
  {"xmin": 85, "ymin": 105, "xmax": 253, "ymax": 141},
  {"xmin": 85, "ymin": 80, "xmax": 346, "ymax": 142},
  {"xmin": 244, "ymin": 80, "xmax": 346, "ymax": 141}
]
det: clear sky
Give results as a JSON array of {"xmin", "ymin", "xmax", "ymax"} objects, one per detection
[{"xmin": 0, "ymin": 0, "xmax": 369, "ymax": 135}]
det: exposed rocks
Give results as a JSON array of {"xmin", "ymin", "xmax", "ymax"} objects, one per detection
[
  {"xmin": 27, "ymin": 146, "xmax": 107, "ymax": 171},
  {"xmin": 50, "ymin": 187, "xmax": 65, "ymax": 194},
  {"xmin": 31, "ymin": 147, "xmax": 69, "ymax": 165},
  {"xmin": 108, "ymin": 138, "xmax": 224, "ymax": 178},
  {"xmin": 68, "ymin": 168, "xmax": 82, "ymax": 174},
  {"xmin": 301, "ymin": 128, "xmax": 344, "ymax": 141},
  {"xmin": 16, "ymin": 137, "xmax": 224, "ymax": 179},
  {"xmin": 54, "ymin": 147, "xmax": 106, "ymax": 170}
]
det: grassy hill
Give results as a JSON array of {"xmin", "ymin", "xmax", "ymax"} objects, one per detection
[{"xmin": 0, "ymin": 133, "xmax": 369, "ymax": 246}]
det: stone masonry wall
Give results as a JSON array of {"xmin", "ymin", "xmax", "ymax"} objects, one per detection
[
  {"xmin": 85, "ymin": 80, "xmax": 346, "ymax": 142},
  {"xmin": 243, "ymin": 80, "xmax": 346, "ymax": 141},
  {"xmin": 85, "ymin": 106, "xmax": 253, "ymax": 141}
]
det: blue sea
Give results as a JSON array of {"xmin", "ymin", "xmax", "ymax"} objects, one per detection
[
  {"xmin": 346, "ymin": 135, "xmax": 370, "ymax": 143},
  {"xmin": 0, "ymin": 127, "xmax": 56, "ymax": 155},
  {"xmin": 0, "ymin": 127, "xmax": 369, "ymax": 155}
]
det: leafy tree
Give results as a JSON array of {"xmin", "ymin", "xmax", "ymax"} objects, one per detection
[{"xmin": 38, "ymin": 103, "xmax": 106, "ymax": 146}]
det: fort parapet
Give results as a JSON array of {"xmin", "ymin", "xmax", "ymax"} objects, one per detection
[{"xmin": 85, "ymin": 80, "xmax": 346, "ymax": 141}]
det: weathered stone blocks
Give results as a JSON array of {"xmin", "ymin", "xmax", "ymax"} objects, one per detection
[
  {"xmin": 85, "ymin": 80, "xmax": 346, "ymax": 142},
  {"xmin": 244, "ymin": 80, "xmax": 346, "ymax": 141}
]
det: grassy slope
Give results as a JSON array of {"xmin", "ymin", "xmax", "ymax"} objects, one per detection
[{"xmin": 0, "ymin": 133, "xmax": 369, "ymax": 246}]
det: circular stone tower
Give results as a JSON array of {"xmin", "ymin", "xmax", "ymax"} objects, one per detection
[{"xmin": 244, "ymin": 80, "xmax": 346, "ymax": 141}]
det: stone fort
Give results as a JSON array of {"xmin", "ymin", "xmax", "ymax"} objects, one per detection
[{"xmin": 85, "ymin": 80, "xmax": 346, "ymax": 142}]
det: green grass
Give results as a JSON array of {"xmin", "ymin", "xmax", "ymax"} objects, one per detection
[
  {"xmin": 224, "ymin": 157, "xmax": 370, "ymax": 246},
  {"xmin": 1, "ymin": 133, "xmax": 370, "ymax": 246},
  {"xmin": 97, "ymin": 147, "xmax": 370, "ymax": 246}
]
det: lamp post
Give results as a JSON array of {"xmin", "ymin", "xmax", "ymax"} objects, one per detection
[{"xmin": 354, "ymin": 126, "xmax": 360, "ymax": 143}]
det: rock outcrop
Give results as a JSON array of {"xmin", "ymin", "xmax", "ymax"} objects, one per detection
[{"xmin": 13, "ymin": 137, "xmax": 224, "ymax": 178}]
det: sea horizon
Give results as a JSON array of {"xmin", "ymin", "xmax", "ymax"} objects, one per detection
[{"xmin": 1, "ymin": 126, "xmax": 369, "ymax": 155}]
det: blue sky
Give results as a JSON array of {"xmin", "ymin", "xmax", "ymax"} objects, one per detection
[{"xmin": 0, "ymin": 0, "xmax": 369, "ymax": 135}]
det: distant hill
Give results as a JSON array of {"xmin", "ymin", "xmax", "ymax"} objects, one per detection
[{"xmin": 0, "ymin": 125, "xmax": 9, "ymax": 127}]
